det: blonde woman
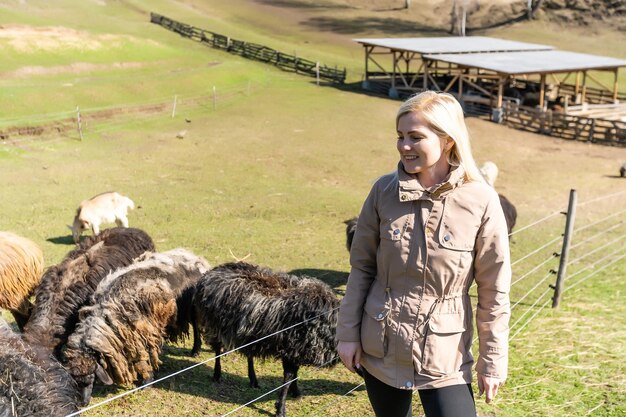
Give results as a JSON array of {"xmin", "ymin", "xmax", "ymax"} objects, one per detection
[{"xmin": 337, "ymin": 91, "xmax": 511, "ymax": 417}]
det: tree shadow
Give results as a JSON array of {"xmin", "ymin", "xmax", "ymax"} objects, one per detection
[
  {"xmin": 254, "ymin": 0, "xmax": 353, "ymax": 10},
  {"xmin": 288, "ymin": 268, "xmax": 349, "ymax": 294},
  {"xmin": 302, "ymin": 16, "xmax": 448, "ymax": 35},
  {"xmin": 46, "ymin": 235, "xmax": 75, "ymax": 245}
]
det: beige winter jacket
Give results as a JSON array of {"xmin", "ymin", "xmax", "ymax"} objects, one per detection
[{"xmin": 337, "ymin": 163, "xmax": 511, "ymax": 390}]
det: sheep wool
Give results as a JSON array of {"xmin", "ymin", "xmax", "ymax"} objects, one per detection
[
  {"xmin": 23, "ymin": 227, "xmax": 155, "ymax": 356},
  {"xmin": 63, "ymin": 248, "xmax": 210, "ymax": 406},
  {"xmin": 0, "ymin": 232, "xmax": 44, "ymax": 330},
  {"xmin": 0, "ymin": 318, "xmax": 80, "ymax": 416},
  {"xmin": 193, "ymin": 262, "xmax": 339, "ymax": 417}
]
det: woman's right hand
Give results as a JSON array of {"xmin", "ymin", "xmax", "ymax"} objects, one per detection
[{"xmin": 337, "ymin": 341, "xmax": 363, "ymax": 373}]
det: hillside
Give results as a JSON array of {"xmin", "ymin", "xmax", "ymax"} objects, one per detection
[{"xmin": 0, "ymin": 1, "xmax": 625, "ymax": 417}]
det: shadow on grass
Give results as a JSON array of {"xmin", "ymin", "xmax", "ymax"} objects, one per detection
[
  {"xmin": 302, "ymin": 16, "xmax": 448, "ymax": 35},
  {"xmin": 254, "ymin": 0, "xmax": 353, "ymax": 10},
  {"xmin": 123, "ymin": 347, "xmax": 364, "ymax": 410},
  {"xmin": 603, "ymin": 174, "xmax": 626, "ymax": 179},
  {"xmin": 46, "ymin": 234, "xmax": 75, "ymax": 245},
  {"xmin": 288, "ymin": 268, "xmax": 349, "ymax": 294}
]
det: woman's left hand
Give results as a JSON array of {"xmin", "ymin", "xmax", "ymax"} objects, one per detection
[{"xmin": 477, "ymin": 374, "xmax": 505, "ymax": 404}]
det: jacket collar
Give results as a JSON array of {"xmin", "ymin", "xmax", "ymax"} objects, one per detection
[{"xmin": 397, "ymin": 162, "xmax": 465, "ymax": 202}]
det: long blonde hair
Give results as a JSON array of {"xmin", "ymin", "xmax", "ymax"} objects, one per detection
[{"xmin": 396, "ymin": 91, "xmax": 485, "ymax": 183}]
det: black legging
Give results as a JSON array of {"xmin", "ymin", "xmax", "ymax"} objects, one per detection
[{"xmin": 362, "ymin": 367, "xmax": 476, "ymax": 417}]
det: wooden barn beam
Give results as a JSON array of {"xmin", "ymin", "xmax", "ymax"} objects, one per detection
[
  {"xmin": 423, "ymin": 59, "xmax": 430, "ymax": 89},
  {"xmin": 497, "ymin": 76, "xmax": 504, "ymax": 108},
  {"xmin": 539, "ymin": 74, "xmax": 546, "ymax": 110},
  {"xmin": 443, "ymin": 74, "xmax": 460, "ymax": 93},
  {"xmin": 613, "ymin": 68, "xmax": 619, "ymax": 102},
  {"xmin": 582, "ymin": 71, "xmax": 587, "ymax": 103}
]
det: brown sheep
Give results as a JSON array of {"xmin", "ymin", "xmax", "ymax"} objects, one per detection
[{"xmin": 0, "ymin": 232, "xmax": 44, "ymax": 330}]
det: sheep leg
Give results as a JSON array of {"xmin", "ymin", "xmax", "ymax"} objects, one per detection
[
  {"xmin": 190, "ymin": 316, "xmax": 202, "ymax": 357},
  {"xmin": 211, "ymin": 341, "xmax": 222, "ymax": 383},
  {"xmin": 275, "ymin": 359, "xmax": 298, "ymax": 417},
  {"xmin": 287, "ymin": 364, "xmax": 301, "ymax": 398},
  {"xmin": 11, "ymin": 298, "xmax": 34, "ymax": 331},
  {"xmin": 247, "ymin": 355, "xmax": 259, "ymax": 388}
]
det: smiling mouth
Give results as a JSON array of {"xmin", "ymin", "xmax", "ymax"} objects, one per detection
[{"xmin": 403, "ymin": 155, "xmax": 418, "ymax": 160}]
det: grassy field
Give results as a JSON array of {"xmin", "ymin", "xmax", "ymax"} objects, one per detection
[{"xmin": 1, "ymin": 1, "xmax": 625, "ymax": 416}]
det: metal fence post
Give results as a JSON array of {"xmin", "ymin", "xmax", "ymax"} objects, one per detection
[{"xmin": 551, "ymin": 189, "xmax": 577, "ymax": 308}]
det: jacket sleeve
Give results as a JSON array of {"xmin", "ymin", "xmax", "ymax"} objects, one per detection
[
  {"xmin": 336, "ymin": 181, "xmax": 381, "ymax": 343},
  {"xmin": 474, "ymin": 189, "xmax": 511, "ymax": 379}
]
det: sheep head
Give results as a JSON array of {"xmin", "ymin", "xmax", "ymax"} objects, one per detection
[{"xmin": 62, "ymin": 346, "xmax": 113, "ymax": 406}]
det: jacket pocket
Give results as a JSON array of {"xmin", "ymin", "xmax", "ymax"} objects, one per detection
[
  {"xmin": 360, "ymin": 296, "xmax": 389, "ymax": 359},
  {"xmin": 421, "ymin": 313, "xmax": 468, "ymax": 377}
]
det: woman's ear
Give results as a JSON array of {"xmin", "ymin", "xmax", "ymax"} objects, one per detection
[{"xmin": 445, "ymin": 137, "xmax": 455, "ymax": 152}]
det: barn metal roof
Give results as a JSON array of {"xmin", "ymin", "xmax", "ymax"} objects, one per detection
[
  {"xmin": 422, "ymin": 50, "xmax": 626, "ymax": 75},
  {"xmin": 353, "ymin": 36, "xmax": 554, "ymax": 54}
]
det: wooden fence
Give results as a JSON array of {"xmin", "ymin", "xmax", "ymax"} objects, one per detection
[
  {"xmin": 150, "ymin": 13, "xmax": 346, "ymax": 84},
  {"xmin": 502, "ymin": 102, "xmax": 626, "ymax": 146}
]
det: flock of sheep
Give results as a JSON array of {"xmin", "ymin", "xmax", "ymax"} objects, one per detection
[
  {"xmin": 1, "ymin": 161, "xmax": 517, "ymax": 417},
  {"xmin": 1, "ymin": 194, "xmax": 338, "ymax": 417}
]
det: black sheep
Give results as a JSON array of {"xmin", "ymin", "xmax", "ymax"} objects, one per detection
[
  {"xmin": 23, "ymin": 227, "xmax": 155, "ymax": 357},
  {"xmin": 192, "ymin": 262, "xmax": 339, "ymax": 417}
]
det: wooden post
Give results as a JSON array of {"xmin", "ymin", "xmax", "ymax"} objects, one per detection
[
  {"xmin": 423, "ymin": 59, "xmax": 428, "ymax": 89},
  {"xmin": 581, "ymin": 71, "xmax": 587, "ymax": 104},
  {"xmin": 212, "ymin": 86, "xmax": 217, "ymax": 110},
  {"xmin": 496, "ymin": 76, "xmax": 504, "ymax": 108},
  {"xmin": 316, "ymin": 62, "xmax": 320, "ymax": 86},
  {"xmin": 574, "ymin": 71, "xmax": 581, "ymax": 103},
  {"xmin": 364, "ymin": 46, "xmax": 370, "ymax": 83},
  {"xmin": 76, "ymin": 106, "xmax": 83, "ymax": 141},
  {"xmin": 552, "ymin": 189, "xmax": 577, "ymax": 308},
  {"xmin": 171, "ymin": 95, "xmax": 177, "ymax": 118}
]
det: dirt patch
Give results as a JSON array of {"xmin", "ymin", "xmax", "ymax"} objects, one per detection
[
  {"xmin": 0, "ymin": 24, "xmax": 156, "ymax": 53},
  {"xmin": 3, "ymin": 61, "xmax": 148, "ymax": 78}
]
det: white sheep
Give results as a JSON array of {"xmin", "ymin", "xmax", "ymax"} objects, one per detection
[
  {"xmin": 67, "ymin": 192, "xmax": 135, "ymax": 243},
  {"xmin": 479, "ymin": 161, "xmax": 499, "ymax": 187}
]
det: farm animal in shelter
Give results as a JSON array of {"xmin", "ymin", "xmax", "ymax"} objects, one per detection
[
  {"xmin": 68, "ymin": 191, "xmax": 135, "ymax": 243},
  {"xmin": 192, "ymin": 262, "xmax": 339, "ymax": 417},
  {"xmin": 479, "ymin": 161, "xmax": 499, "ymax": 187},
  {"xmin": 0, "ymin": 317, "xmax": 81, "ymax": 416},
  {"xmin": 62, "ymin": 249, "xmax": 210, "ymax": 406},
  {"xmin": 23, "ymin": 227, "xmax": 155, "ymax": 357},
  {"xmin": 344, "ymin": 217, "xmax": 358, "ymax": 252},
  {"xmin": 0, "ymin": 232, "xmax": 44, "ymax": 330}
]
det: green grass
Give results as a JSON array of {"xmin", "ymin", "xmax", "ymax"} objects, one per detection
[{"xmin": 1, "ymin": 1, "xmax": 625, "ymax": 416}]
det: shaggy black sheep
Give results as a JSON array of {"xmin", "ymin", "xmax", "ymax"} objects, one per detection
[
  {"xmin": 498, "ymin": 194, "xmax": 518, "ymax": 236},
  {"xmin": 0, "ymin": 318, "xmax": 80, "ymax": 416},
  {"xmin": 62, "ymin": 249, "xmax": 210, "ymax": 406},
  {"xmin": 23, "ymin": 227, "xmax": 155, "ymax": 357},
  {"xmin": 343, "ymin": 217, "xmax": 357, "ymax": 252},
  {"xmin": 192, "ymin": 262, "xmax": 339, "ymax": 417}
]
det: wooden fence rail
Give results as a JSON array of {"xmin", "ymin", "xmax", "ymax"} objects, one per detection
[
  {"xmin": 150, "ymin": 12, "xmax": 346, "ymax": 84},
  {"xmin": 503, "ymin": 102, "xmax": 626, "ymax": 146}
]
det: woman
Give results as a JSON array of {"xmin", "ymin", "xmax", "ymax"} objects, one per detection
[{"xmin": 337, "ymin": 91, "xmax": 511, "ymax": 417}]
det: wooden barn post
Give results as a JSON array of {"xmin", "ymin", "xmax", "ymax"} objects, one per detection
[{"xmin": 552, "ymin": 189, "xmax": 577, "ymax": 308}]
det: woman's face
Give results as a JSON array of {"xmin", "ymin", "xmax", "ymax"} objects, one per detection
[{"xmin": 396, "ymin": 111, "xmax": 449, "ymax": 176}]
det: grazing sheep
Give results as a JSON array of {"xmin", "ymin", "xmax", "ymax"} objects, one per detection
[
  {"xmin": 23, "ymin": 227, "xmax": 155, "ymax": 357},
  {"xmin": 620, "ymin": 162, "xmax": 626, "ymax": 177},
  {"xmin": 0, "ymin": 232, "xmax": 44, "ymax": 330},
  {"xmin": 499, "ymin": 194, "xmax": 518, "ymax": 236},
  {"xmin": 68, "ymin": 191, "xmax": 135, "ymax": 243},
  {"xmin": 479, "ymin": 161, "xmax": 499, "ymax": 187},
  {"xmin": 62, "ymin": 249, "xmax": 210, "ymax": 406},
  {"xmin": 193, "ymin": 262, "xmax": 339, "ymax": 417},
  {"xmin": 0, "ymin": 317, "xmax": 80, "ymax": 416},
  {"xmin": 343, "ymin": 217, "xmax": 357, "ymax": 252}
]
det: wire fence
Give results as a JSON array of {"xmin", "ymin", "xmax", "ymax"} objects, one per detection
[
  {"xmin": 0, "ymin": 78, "xmax": 268, "ymax": 148},
  {"xmin": 57, "ymin": 188, "xmax": 625, "ymax": 417}
]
